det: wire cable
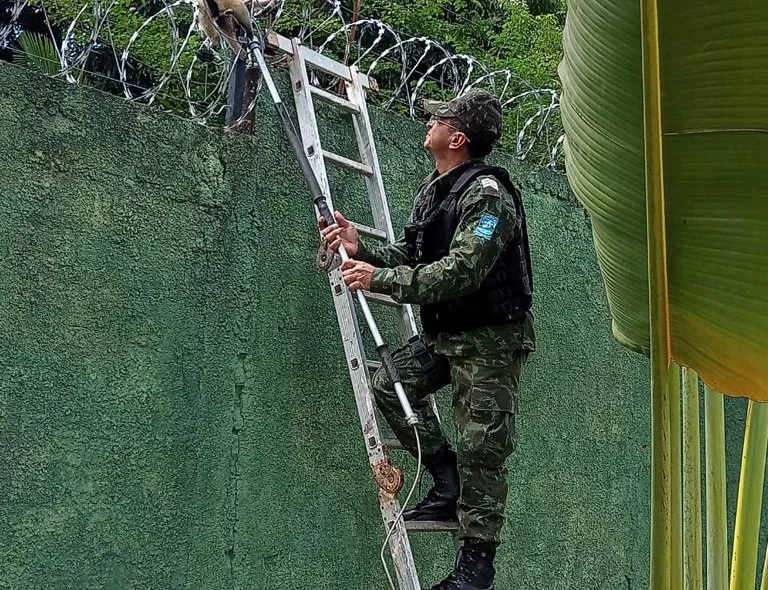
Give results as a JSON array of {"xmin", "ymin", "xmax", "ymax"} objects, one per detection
[{"xmin": 380, "ymin": 425, "xmax": 423, "ymax": 590}]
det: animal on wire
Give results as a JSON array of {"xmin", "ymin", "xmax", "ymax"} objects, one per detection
[{"xmin": 194, "ymin": 0, "xmax": 276, "ymax": 58}]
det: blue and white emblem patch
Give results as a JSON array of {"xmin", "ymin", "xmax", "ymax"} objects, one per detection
[{"xmin": 474, "ymin": 213, "xmax": 499, "ymax": 241}]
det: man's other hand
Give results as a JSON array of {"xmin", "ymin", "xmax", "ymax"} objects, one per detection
[
  {"xmin": 341, "ymin": 259, "xmax": 376, "ymax": 291},
  {"xmin": 319, "ymin": 210, "xmax": 360, "ymax": 257}
]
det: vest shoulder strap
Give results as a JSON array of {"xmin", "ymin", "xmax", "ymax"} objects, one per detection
[
  {"xmin": 448, "ymin": 164, "xmax": 497, "ymax": 198},
  {"xmin": 448, "ymin": 164, "xmax": 521, "ymax": 203}
]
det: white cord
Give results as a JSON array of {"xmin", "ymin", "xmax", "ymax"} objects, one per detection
[{"xmin": 380, "ymin": 425, "xmax": 423, "ymax": 590}]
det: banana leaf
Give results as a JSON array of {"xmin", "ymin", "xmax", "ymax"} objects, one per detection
[{"xmin": 558, "ymin": 0, "xmax": 768, "ymax": 401}]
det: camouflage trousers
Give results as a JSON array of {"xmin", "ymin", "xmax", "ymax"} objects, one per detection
[{"xmin": 371, "ymin": 334, "xmax": 529, "ymax": 546}]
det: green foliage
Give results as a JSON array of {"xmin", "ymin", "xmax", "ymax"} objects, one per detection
[
  {"xmin": 21, "ymin": 0, "xmax": 564, "ymax": 164},
  {"xmin": 32, "ymin": 0, "xmax": 200, "ymax": 77},
  {"xmin": 16, "ymin": 31, "xmax": 61, "ymax": 76},
  {"xmin": 525, "ymin": 0, "xmax": 566, "ymax": 21},
  {"xmin": 33, "ymin": 0, "xmax": 563, "ymax": 91},
  {"xmin": 282, "ymin": 0, "xmax": 564, "ymax": 87}
]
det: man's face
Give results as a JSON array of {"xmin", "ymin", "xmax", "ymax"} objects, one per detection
[{"xmin": 424, "ymin": 116, "xmax": 467, "ymax": 156}]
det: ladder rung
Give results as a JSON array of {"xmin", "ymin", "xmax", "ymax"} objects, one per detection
[
  {"xmin": 367, "ymin": 359, "xmax": 382, "ymax": 372},
  {"xmin": 323, "ymin": 150, "xmax": 373, "ymax": 176},
  {"xmin": 310, "ymin": 85, "xmax": 360, "ymax": 114},
  {"xmin": 351, "ymin": 222, "xmax": 387, "ymax": 241},
  {"xmin": 382, "ymin": 438, "xmax": 405, "ymax": 450},
  {"xmin": 362, "ymin": 291, "xmax": 400, "ymax": 308},
  {"xmin": 405, "ymin": 520, "xmax": 459, "ymax": 533},
  {"xmin": 266, "ymin": 32, "xmax": 376, "ymax": 90}
]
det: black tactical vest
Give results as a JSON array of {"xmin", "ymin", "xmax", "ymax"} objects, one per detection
[{"xmin": 404, "ymin": 162, "xmax": 533, "ymax": 335}]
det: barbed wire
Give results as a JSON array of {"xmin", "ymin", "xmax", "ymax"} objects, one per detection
[{"xmin": 1, "ymin": 0, "xmax": 564, "ymax": 168}]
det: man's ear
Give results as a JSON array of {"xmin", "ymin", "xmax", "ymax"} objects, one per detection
[{"xmin": 449, "ymin": 133, "xmax": 469, "ymax": 150}]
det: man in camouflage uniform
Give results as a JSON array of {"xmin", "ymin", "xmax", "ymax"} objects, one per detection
[{"xmin": 320, "ymin": 89, "xmax": 535, "ymax": 590}]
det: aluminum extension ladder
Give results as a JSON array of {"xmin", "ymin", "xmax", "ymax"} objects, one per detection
[{"xmin": 265, "ymin": 32, "xmax": 457, "ymax": 590}]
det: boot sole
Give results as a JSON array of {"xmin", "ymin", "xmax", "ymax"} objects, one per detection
[
  {"xmin": 422, "ymin": 584, "xmax": 493, "ymax": 590},
  {"xmin": 402, "ymin": 507, "xmax": 458, "ymax": 522},
  {"xmin": 403, "ymin": 514, "xmax": 458, "ymax": 522}
]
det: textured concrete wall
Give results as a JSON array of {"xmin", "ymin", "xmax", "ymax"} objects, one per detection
[{"xmin": 0, "ymin": 63, "xmax": 661, "ymax": 590}]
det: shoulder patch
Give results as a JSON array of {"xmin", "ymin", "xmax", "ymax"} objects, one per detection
[
  {"xmin": 474, "ymin": 212, "xmax": 499, "ymax": 241},
  {"xmin": 480, "ymin": 177, "xmax": 499, "ymax": 191}
]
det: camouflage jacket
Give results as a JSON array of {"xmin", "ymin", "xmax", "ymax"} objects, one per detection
[{"xmin": 358, "ymin": 162, "xmax": 536, "ymax": 356}]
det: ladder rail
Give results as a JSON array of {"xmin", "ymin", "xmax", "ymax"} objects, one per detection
[
  {"xmin": 258, "ymin": 31, "xmax": 454, "ymax": 590},
  {"xmin": 346, "ymin": 66, "xmax": 419, "ymax": 342},
  {"xmin": 286, "ymin": 39, "xmax": 422, "ymax": 590},
  {"xmin": 346, "ymin": 66, "xmax": 440, "ymax": 420}
]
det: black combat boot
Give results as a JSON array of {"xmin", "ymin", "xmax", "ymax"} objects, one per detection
[
  {"xmin": 427, "ymin": 544, "xmax": 496, "ymax": 590},
  {"xmin": 403, "ymin": 445, "xmax": 460, "ymax": 522}
]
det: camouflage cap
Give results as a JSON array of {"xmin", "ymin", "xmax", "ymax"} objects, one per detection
[{"xmin": 424, "ymin": 89, "xmax": 503, "ymax": 144}]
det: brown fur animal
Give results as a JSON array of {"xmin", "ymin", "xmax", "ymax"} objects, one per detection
[{"xmin": 195, "ymin": 0, "xmax": 276, "ymax": 57}]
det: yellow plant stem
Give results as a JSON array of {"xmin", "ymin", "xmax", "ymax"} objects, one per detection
[
  {"xmin": 682, "ymin": 368, "xmax": 703, "ymax": 590},
  {"xmin": 647, "ymin": 361, "xmax": 677, "ymax": 590},
  {"xmin": 704, "ymin": 386, "xmax": 728, "ymax": 590},
  {"xmin": 761, "ymin": 543, "xmax": 768, "ymax": 590},
  {"xmin": 640, "ymin": 0, "xmax": 676, "ymax": 586},
  {"xmin": 670, "ymin": 364, "xmax": 683, "ymax": 590},
  {"xmin": 730, "ymin": 401, "xmax": 768, "ymax": 590}
]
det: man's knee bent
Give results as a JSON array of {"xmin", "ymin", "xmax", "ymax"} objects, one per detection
[{"xmin": 456, "ymin": 410, "xmax": 517, "ymax": 469}]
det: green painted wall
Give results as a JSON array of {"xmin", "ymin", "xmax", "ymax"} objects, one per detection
[{"xmin": 0, "ymin": 63, "xmax": 660, "ymax": 590}]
